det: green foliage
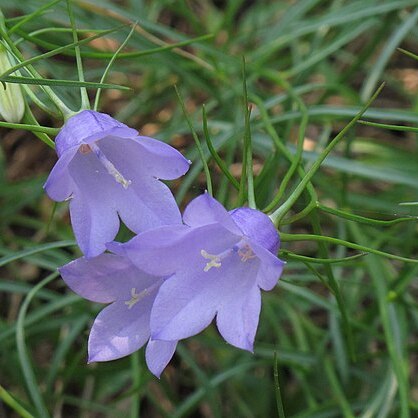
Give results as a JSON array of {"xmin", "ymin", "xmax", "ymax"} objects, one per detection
[{"xmin": 1, "ymin": 0, "xmax": 418, "ymax": 417}]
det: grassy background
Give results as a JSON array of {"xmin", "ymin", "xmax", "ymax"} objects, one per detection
[{"xmin": 1, "ymin": 0, "xmax": 418, "ymax": 417}]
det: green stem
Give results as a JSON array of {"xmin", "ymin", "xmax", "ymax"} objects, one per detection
[
  {"xmin": 270, "ymin": 83, "xmax": 385, "ymax": 225},
  {"xmin": 280, "ymin": 199, "xmax": 317, "ymax": 225},
  {"xmin": 22, "ymin": 107, "xmax": 56, "ymax": 149},
  {"xmin": 0, "ymin": 120, "xmax": 58, "ymax": 135},
  {"xmin": 0, "ymin": 384, "xmax": 35, "ymax": 418},
  {"xmin": 8, "ymin": 0, "xmax": 62, "ymax": 34},
  {"xmin": 280, "ymin": 232, "xmax": 418, "ymax": 264},
  {"xmin": 94, "ymin": 23, "xmax": 136, "ymax": 111},
  {"xmin": 16, "ymin": 272, "xmax": 59, "ymax": 418},
  {"xmin": 66, "ymin": 0, "xmax": 89, "ymax": 111},
  {"xmin": 273, "ymin": 352, "xmax": 286, "ymax": 418},
  {"xmin": 250, "ymin": 95, "xmax": 318, "ymax": 213},
  {"xmin": 260, "ymin": 69, "xmax": 309, "ymax": 209},
  {"xmin": 0, "ymin": 29, "xmax": 74, "ymax": 118},
  {"xmin": 175, "ymin": 86, "xmax": 212, "ymax": 196},
  {"xmin": 242, "ymin": 57, "xmax": 256, "ymax": 208},
  {"xmin": 130, "ymin": 352, "xmax": 141, "ymax": 418},
  {"xmin": 318, "ymin": 203, "xmax": 417, "ymax": 226},
  {"xmin": 280, "ymin": 250, "xmax": 366, "ymax": 264},
  {"xmin": 309, "ymin": 208, "xmax": 355, "ymax": 361},
  {"xmin": 202, "ymin": 105, "xmax": 240, "ymax": 190}
]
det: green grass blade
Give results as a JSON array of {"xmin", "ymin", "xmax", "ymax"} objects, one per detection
[
  {"xmin": 16, "ymin": 272, "xmax": 59, "ymax": 418},
  {"xmin": 175, "ymin": 85, "xmax": 212, "ymax": 196},
  {"xmin": 0, "ymin": 75, "xmax": 130, "ymax": 90},
  {"xmin": 0, "ymin": 384, "xmax": 35, "ymax": 418}
]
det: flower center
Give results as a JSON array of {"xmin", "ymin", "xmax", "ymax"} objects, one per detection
[
  {"xmin": 124, "ymin": 281, "xmax": 162, "ymax": 309},
  {"xmin": 200, "ymin": 240, "xmax": 256, "ymax": 272},
  {"xmin": 237, "ymin": 244, "xmax": 256, "ymax": 262},
  {"xmin": 79, "ymin": 142, "xmax": 132, "ymax": 189},
  {"xmin": 125, "ymin": 287, "xmax": 149, "ymax": 309}
]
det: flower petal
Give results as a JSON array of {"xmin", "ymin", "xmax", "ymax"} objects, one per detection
[
  {"xmin": 151, "ymin": 253, "xmax": 260, "ymax": 343},
  {"xmin": 88, "ymin": 298, "xmax": 153, "ymax": 363},
  {"xmin": 59, "ymin": 253, "xmax": 158, "ymax": 303},
  {"xmin": 132, "ymin": 136, "xmax": 190, "ymax": 180},
  {"xmin": 145, "ymin": 340, "xmax": 177, "ymax": 378},
  {"xmin": 216, "ymin": 284, "xmax": 261, "ymax": 352},
  {"xmin": 183, "ymin": 193, "xmax": 242, "ymax": 235},
  {"xmin": 56, "ymin": 110, "xmax": 137, "ymax": 157},
  {"xmin": 150, "ymin": 270, "xmax": 217, "ymax": 341},
  {"xmin": 69, "ymin": 193, "xmax": 119, "ymax": 258},
  {"xmin": 230, "ymin": 207, "xmax": 279, "ymax": 254},
  {"xmin": 43, "ymin": 147, "xmax": 78, "ymax": 201},
  {"xmin": 96, "ymin": 136, "xmax": 184, "ymax": 229},
  {"xmin": 108, "ymin": 225, "xmax": 190, "ymax": 275},
  {"xmin": 67, "ymin": 151, "xmax": 123, "ymax": 257},
  {"xmin": 117, "ymin": 177, "xmax": 183, "ymax": 232},
  {"xmin": 115, "ymin": 223, "xmax": 240, "ymax": 276},
  {"xmin": 251, "ymin": 242, "xmax": 285, "ymax": 291}
]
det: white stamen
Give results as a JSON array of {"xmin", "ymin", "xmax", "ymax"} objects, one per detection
[
  {"xmin": 89, "ymin": 142, "xmax": 132, "ymax": 189},
  {"xmin": 125, "ymin": 287, "xmax": 149, "ymax": 309},
  {"xmin": 200, "ymin": 249, "xmax": 222, "ymax": 272},
  {"xmin": 200, "ymin": 241, "xmax": 256, "ymax": 272}
]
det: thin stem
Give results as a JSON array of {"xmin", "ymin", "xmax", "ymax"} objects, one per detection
[
  {"xmin": 9, "ymin": 0, "xmax": 62, "ymax": 34},
  {"xmin": 280, "ymin": 199, "xmax": 317, "ymax": 225},
  {"xmin": 16, "ymin": 272, "xmax": 59, "ymax": 418},
  {"xmin": 0, "ymin": 30, "xmax": 74, "ymax": 118},
  {"xmin": 250, "ymin": 95, "xmax": 318, "ymax": 213},
  {"xmin": 242, "ymin": 57, "xmax": 256, "ymax": 208},
  {"xmin": 270, "ymin": 83, "xmax": 385, "ymax": 225},
  {"xmin": 280, "ymin": 231, "xmax": 418, "ymax": 264},
  {"xmin": 75, "ymin": 0, "xmax": 215, "ymax": 72},
  {"xmin": 66, "ymin": 0, "xmax": 89, "ymax": 110},
  {"xmin": 175, "ymin": 86, "xmax": 212, "ymax": 196},
  {"xmin": 0, "ymin": 119, "xmax": 58, "ymax": 135},
  {"xmin": 309, "ymin": 208, "xmax": 355, "ymax": 361},
  {"xmin": 273, "ymin": 352, "xmax": 286, "ymax": 418},
  {"xmin": 280, "ymin": 250, "xmax": 366, "ymax": 264},
  {"xmin": 318, "ymin": 203, "xmax": 417, "ymax": 226},
  {"xmin": 202, "ymin": 105, "xmax": 240, "ymax": 190},
  {"xmin": 358, "ymin": 119, "xmax": 418, "ymax": 133},
  {"xmin": 21, "ymin": 82, "xmax": 61, "ymax": 118},
  {"xmin": 261, "ymin": 70, "xmax": 309, "ymax": 210},
  {"xmin": 94, "ymin": 23, "xmax": 136, "ymax": 111},
  {"xmin": 0, "ymin": 384, "xmax": 35, "ymax": 418},
  {"xmin": 22, "ymin": 106, "xmax": 56, "ymax": 149},
  {"xmin": 130, "ymin": 352, "xmax": 141, "ymax": 418}
]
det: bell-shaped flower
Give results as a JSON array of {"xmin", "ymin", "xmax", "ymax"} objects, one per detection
[
  {"xmin": 0, "ymin": 45, "xmax": 24, "ymax": 123},
  {"xmin": 59, "ymin": 252, "xmax": 177, "ymax": 378},
  {"xmin": 44, "ymin": 110, "xmax": 190, "ymax": 257},
  {"xmin": 108, "ymin": 193, "xmax": 284, "ymax": 352}
]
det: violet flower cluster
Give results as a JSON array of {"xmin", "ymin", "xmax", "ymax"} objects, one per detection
[{"xmin": 47, "ymin": 110, "xmax": 284, "ymax": 377}]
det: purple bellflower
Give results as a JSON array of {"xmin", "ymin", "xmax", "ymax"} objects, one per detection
[
  {"xmin": 44, "ymin": 110, "xmax": 190, "ymax": 257},
  {"xmin": 108, "ymin": 193, "xmax": 285, "ymax": 352},
  {"xmin": 59, "ymin": 253, "xmax": 177, "ymax": 378}
]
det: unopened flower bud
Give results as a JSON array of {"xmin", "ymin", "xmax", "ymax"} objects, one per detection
[{"xmin": 0, "ymin": 44, "xmax": 24, "ymax": 123}]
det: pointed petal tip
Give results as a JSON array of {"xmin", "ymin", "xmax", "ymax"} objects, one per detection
[
  {"xmin": 88, "ymin": 347, "xmax": 104, "ymax": 364},
  {"xmin": 246, "ymin": 342, "xmax": 255, "ymax": 354},
  {"xmin": 87, "ymin": 355, "xmax": 96, "ymax": 364},
  {"xmin": 238, "ymin": 338, "xmax": 254, "ymax": 353},
  {"xmin": 88, "ymin": 351, "xmax": 107, "ymax": 364},
  {"xmin": 150, "ymin": 370, "xmax": 162, "ymax": 379}
]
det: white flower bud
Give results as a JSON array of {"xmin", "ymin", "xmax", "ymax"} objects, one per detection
[{"xmin": 0, "ymin": 44, "xmax": 24, "ymax": 123}]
